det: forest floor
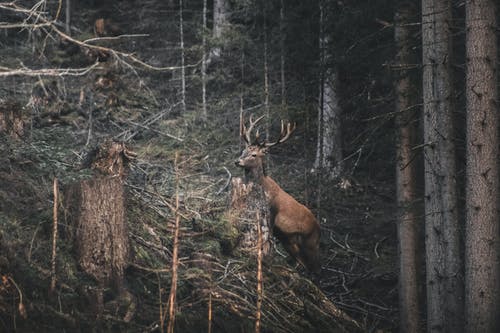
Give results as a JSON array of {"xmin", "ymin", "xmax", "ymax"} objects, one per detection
[
  {"xmin": 0, "ymin": 114, "xmax": 399, "ymax": 332},
  {"xmin": 0, "ymin": 1, "xmax": 400, "ymax": 332}
]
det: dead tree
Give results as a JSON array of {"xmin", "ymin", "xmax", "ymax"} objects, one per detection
[{"xmin": 64, "ymin": 140, "xmax": 136, "ymax": 320}]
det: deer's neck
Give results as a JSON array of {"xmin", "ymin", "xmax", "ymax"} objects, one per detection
[
  {"xmin": 244, "ymin": 163, "xmax": 266, "ymax": 183},
  {"xmin": 245, "ymin": 164, "xmax": 281, "ymax": 205}
]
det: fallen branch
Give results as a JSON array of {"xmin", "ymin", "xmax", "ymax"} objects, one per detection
[{"xmin": 0, "ymin": 63, "xmax": 101, "ymax": 77}]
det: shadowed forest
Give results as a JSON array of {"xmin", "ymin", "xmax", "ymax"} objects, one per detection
[{"xmin": 1, "ymin": 0, "xmax": 499, "ymax": 332}]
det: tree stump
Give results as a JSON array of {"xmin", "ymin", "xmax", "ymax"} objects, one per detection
[
  {"xmin": 64, "ymin": 141, "xmax": 136, "ymax": 320},
  {"xmin": 69, "ymin": 176, "xmax": 128, "ymax": 287},
  {"xmin": 226, "ymin": 177, "xmax": 271, "ymax": 256},
  {"xmin": 0, "ymin": 100, "xmax": 24, "ymax": 139}
]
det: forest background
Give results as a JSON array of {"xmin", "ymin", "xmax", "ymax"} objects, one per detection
[{"xmin": 0, "ymin": 0, "xmax": 499, "ymax": 332}]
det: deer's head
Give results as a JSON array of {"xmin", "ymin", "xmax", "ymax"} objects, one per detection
[{"xmin": 235, "ymin": 115, "xmax": 296, "ymax": 173}]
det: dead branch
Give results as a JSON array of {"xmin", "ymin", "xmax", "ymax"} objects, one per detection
[
  {"xmin": 166, "ymin": 151, "xmax": 181, "ymax": 333},
  {"xmin": 0, "ymin": 63, "xmax": 101, "ymax": 77},
  {"xmin": 255, "ymin": 210, "xmax": 263, "ymax": 333},
  {"xmin": 50, "ymin": 177, "xmax": 59, "ymax": 293},
  {"xmin": 0, "ymin": 2, "xmax": 201, "ymax": 76},
  {"xmin": 216, "ymin": 166, "xmax": 232, "ymax": 195}
]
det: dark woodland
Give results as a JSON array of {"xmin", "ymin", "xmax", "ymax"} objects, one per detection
[{"xmin": 0, "ymin": 0, "xmax": 499, "ymax": 332}]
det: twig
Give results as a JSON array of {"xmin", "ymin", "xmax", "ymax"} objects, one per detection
[
  {"xmin": 83, "ymin": 33, "xmax": 150, "ymax": 43},
  {"xmin": 356, "ymin": 298, "xmax": 392, "ymax": 312},
  {"xmin": 124, "ymin": 119, "xmax": 183, "ymax": 142},
  {"xmin": 0, "ymin": 62, "xmax": 101, "ymax": 77},
  {"xmin": 167, "ymin": 151, "xmax": 181, "ymax": 333},
  {"xmin": 85, "ymin": 109, "xmax": 92, "ymax": 147},
  {"xmin": 207, "ymin": 290, "xmax": 212, "ymax": 333},
  {"xmin": 374, "ymin": 237, "xmax": 387, "ymax": 259},
  {"xmin": 130, "ymin": 233, "xmax": 172, "ymax": 259},
  {"xmin": 0, "ymin": 2, "xmax": 201, "ymax": 74},
  {"xmin": 7, "ymin": 277, "xmax": 27, "ymax": 319},
  {"xmin": 216, "ymin": 167, "xmax": 232, "ymax": 195},
  {"xmin": 255, "ymin": 211, "xmax": 263, "ymax": 333},
  {"xmin": 50, "ymin": 177, "xmax": 59, "ymax": 293},
  {"xmin": 158, "ymin": 273, "xmax": 164, "ymax": 331},
  {"xmin": 27, "ymin": 222, "xmax": 41, "ymax": 263},
  {"xmin": 329, "ymin": 232, "xmax": 370, "ymax": 261},
  {"xmin": 129, "ymin": 263, "xmax": 171, "ymax": 273}
]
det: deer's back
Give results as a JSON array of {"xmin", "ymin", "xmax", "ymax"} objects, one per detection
[{"xmin": 263, "ymin": 177, "xmax": 320, "ymax": 236}]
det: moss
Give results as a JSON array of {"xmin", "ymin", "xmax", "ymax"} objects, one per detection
[{"xmin": 215, "ymin": 216, "xmax": 240, "ymax": 254}]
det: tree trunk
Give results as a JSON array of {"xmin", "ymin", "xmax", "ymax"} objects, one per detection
[
  {"xmin": 314, "ymin": 3, "xmax": 343, "ymax": 179},
  {"xmin": 64, "ymin": 141, "xmax": 136, "ymax": 318},
  {"xmin": 394, "ymin": 3, "xmax": 420, "ymax": 332},
  {"xmin": 422, "ymin": 0, "xmax": 463, "ymax": 331},
  {"xmin": 210, "ymin": 0, "xmax": 228, "ymax": 63},
  {"xmin": 226, "ymin": 177, "xmax": 271, "ymax": 256},
  {"xmin": 71, "ymin": 176, "xmax": 128, "ymax": 288},
  {"xmin": 65, "ymin": 0, "xmax": 71, "ymax": 35},
  {"xmin": 465, "ymin": 0, "xmax": 499, "ymax": 332},
  {"xmin": 0, "ymin": 100, "xmax": 24, "ymax": 140},
  {"xmin": 201, "ymin": 0, "xmax": 207, "ymax": 119},
  {"xmin": 263, "ymin": 6, "xmax": 270, "ymax": 142},
  {"xmin": 179, "ymin": 0, "xmax": 186, "ymax": 114},
  {"xmin": 279, "ymin": 0, "xmax": 286, "ymax": 112}
]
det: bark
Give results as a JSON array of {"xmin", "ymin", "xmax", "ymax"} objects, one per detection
[
  {"xmin": 394, "ymin": 3, "xmax": 420, "ymax": 332},
  {"xmin": 64, "ymin": 141, "xmax": 136, "ymax": 318},
  {"xmin": 465, "ymin": 0, "xmax": 499, "ymax": 332},
  {"xmin": 65, "ymin": 0, "xmax": 71, "ymax": 35},
  {"xmin": 316, "ymin": 70, "xmax": 343, "ymax": 177},
  {"xmin": 210, "ymin": 0, "xmax": 228, "ymax": 62},
  {"xmin": 69, "ymin": 176, "xmax": 128, "ymax": 288},
  {"xmin": 314, "ymin": 3, "xmax": 343, "ymax": 178},
  {"xmin": 226, "ymin": 177, "xmax": 271, "ymax": 256},
  {"xmin": 422, "ymin": 0, "xmax": 463, "ymax": 331},
  {"xmin": 0, "ymin": 100, "xmax": 24, "ymax": 140}
]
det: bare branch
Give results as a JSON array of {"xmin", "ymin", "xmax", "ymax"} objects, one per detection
[
  {"xmin": 0, "ymin": 1, "xmax": 201, "ymax": 75},
  {"xmin": 0, "ymin": 62, "xmax": 101, "ymax": 77}
]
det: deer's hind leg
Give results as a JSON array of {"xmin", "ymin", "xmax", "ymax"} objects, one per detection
[
  {"xmin": 301, "ymin": 231, "xmax": 321, "ymax": 274},
  {"xmin": 278, "ymin": 233, "xmax": 308, "ymax": 269}
]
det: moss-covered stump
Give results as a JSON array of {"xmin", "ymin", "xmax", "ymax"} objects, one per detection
[
  {"xmin": 226, "ymin": 177, "xmax": 271, "ymax": 256},
  {"xmin": 0, "ymin": 100, "xmax": 24, "ymax": 139}
]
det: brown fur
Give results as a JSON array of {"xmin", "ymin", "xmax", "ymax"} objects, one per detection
[
  {"xmin": 94, "ymin": 18, "xmax": 120, "ymax": 37},
  {"xmin": 94, "ymin": 18, "xmax": 106, "ymax": 37},
  {"xmin": 236, "ymin": 145, "xmax": 321, "ymax": 273}
]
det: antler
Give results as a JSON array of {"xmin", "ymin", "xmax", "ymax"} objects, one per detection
[
  {"xmin": 240, "ymin": 114, "xmax": 265, "ymax": 145},
  {"xmin": 240, "ymin": 114, "xmax": 296, "ymax": 147},
  {"xmin": 263, "ymin": 120, "xmax": 296, "ymax": 147}
]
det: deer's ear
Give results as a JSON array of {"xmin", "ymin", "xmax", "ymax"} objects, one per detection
[{"xmin": 261, "ymin": 147, "xmax": 269, "ymax": 154}]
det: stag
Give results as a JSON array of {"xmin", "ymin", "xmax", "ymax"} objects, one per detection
[{"xmin": 235, "ymin": 115, "xmax": 321, "ymax": 274}]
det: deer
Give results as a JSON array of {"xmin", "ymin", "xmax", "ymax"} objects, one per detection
[{"xmin": 235, "ymin": 115, "xmax": 321, "ymax": 275}]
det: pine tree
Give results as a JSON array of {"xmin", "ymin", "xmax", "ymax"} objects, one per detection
[
  {"xmin": 465, "ymin": 0, "xmax": 499, "ymax": 331},
  {"xmin": 394, "ymin": 3, "xmax": 420, "ymax": 331},
  {"xmin": 422, "ymin": 0, "xmax": 463, "ymax": 331}
]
